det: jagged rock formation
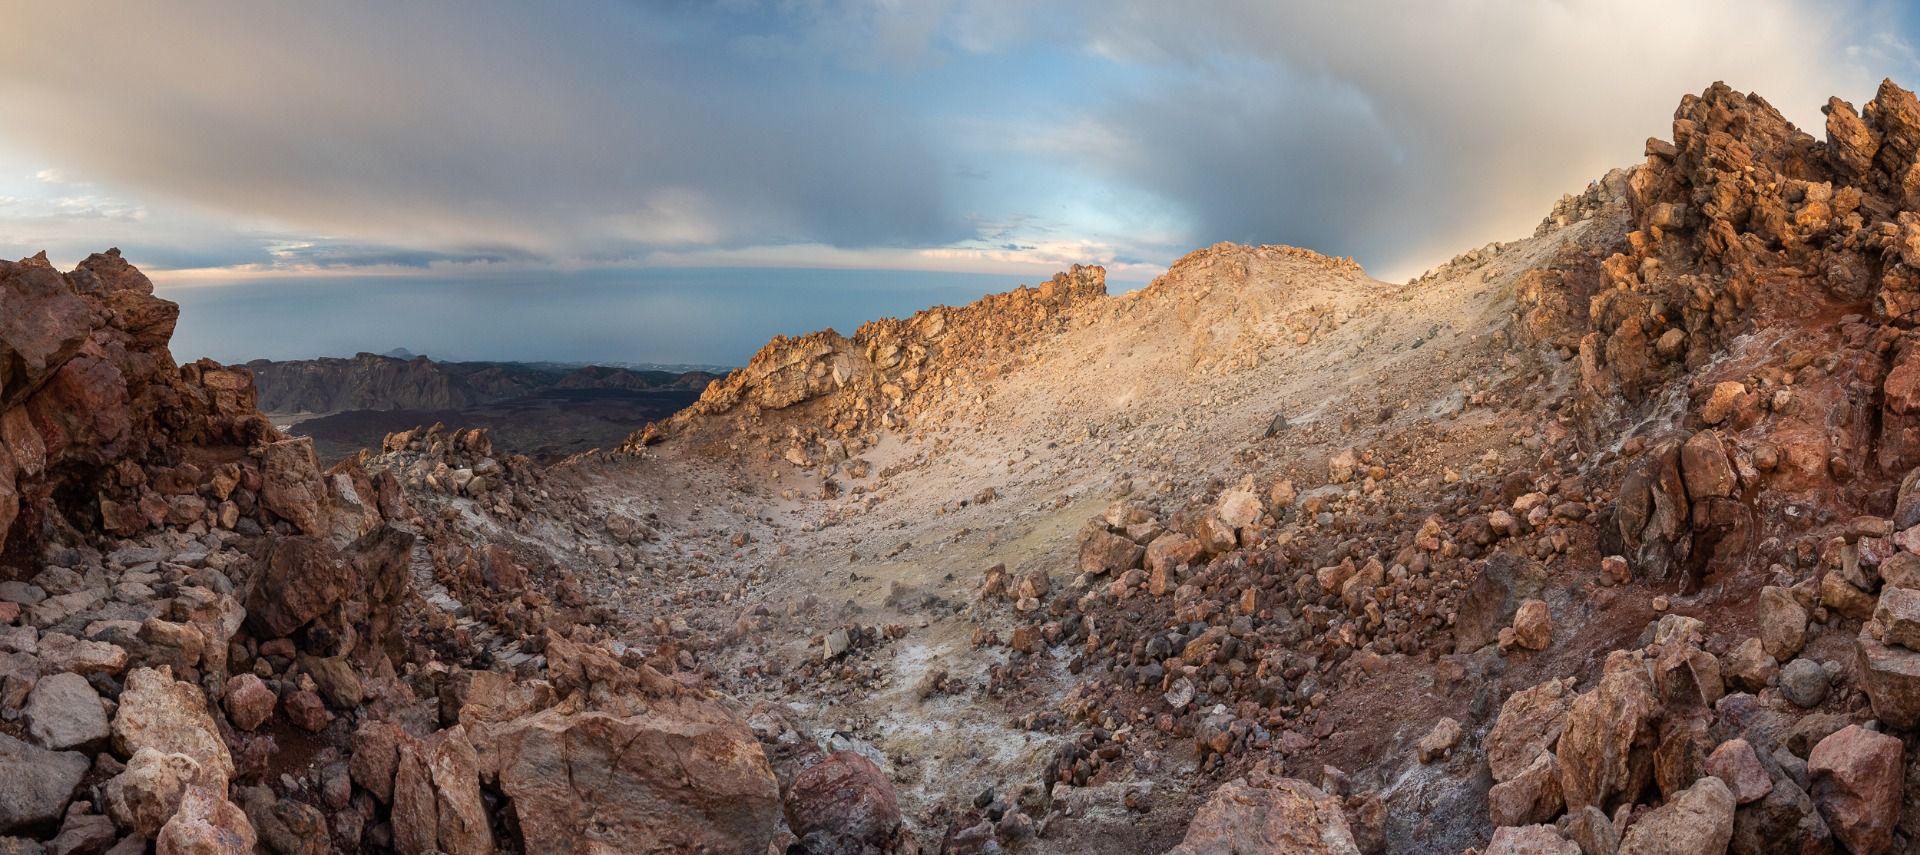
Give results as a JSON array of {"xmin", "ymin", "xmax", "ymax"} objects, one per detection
[{"xmin": 248, "ymin": 351, "xmax": 714, "ymax": 414}]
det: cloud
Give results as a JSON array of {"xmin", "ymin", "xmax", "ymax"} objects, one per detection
[
  {"xmin": 0, "ymin": 2, "xmax": 968, "ymax": 263},
  {"xmin": 1065, "ymin": 0, "xmax": 1915, "ymax": 278},
  {"xmin": 2, "ymin": 0, "xmax": 1917, "ymax": 362}
]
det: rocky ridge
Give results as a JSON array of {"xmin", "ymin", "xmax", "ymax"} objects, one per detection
[{"xmin": 248, "ymin": 352, "xmax": 715, "ymax": 416}]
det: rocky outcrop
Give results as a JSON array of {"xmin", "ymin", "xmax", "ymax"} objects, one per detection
[
  {"xmin": 625, "ymin": 265, "xmax": 1108, "ymax": 452},
  {"xmin": 0, "ymin": 250, "xmax": 273, "ymax": 572}
]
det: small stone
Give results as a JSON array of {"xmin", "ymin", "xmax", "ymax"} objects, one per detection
[
  {"xmin": 1702, "ymin": 381, "xmax": 1747, "ymax": 425},
  {"xmin": 1600, "ymin": 555, "xmax": 1630, "ymax": 585},
  {"xmin": 1416, "ymin": 717, "xmax": 1462, "ymax": 763},
  {"xmin": 281, "ymin": 690, "xmax": 331, "ymax": 733},
  {"xmin": 24, "ymin": 673, "xmax": 109, "ymax": 750},
  {"xmin": 1758, "ymin": 586, "xmax": 1807, "ymax": 661},
  {"xmin": 1779, "ymin": 659, "xmax": 1830, "ymax": 708},
  {"xmin": 1704, "ymin": 739, "xmax": 1772, "ymax": 805},
  {"xmin": 1511, "ymin": 599, "xmax": 1552, "ymax": 651},
  {"xmin": 222, "ymin": 674, "xmax": 275, "ymax": 732}
]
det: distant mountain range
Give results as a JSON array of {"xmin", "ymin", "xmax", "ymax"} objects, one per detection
[{"xmin": 247, "ymin": 351, "xmax": 722, "ymax": 415}]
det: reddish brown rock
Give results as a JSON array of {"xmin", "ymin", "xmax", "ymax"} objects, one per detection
[
  {"xmin": 222, "ymin": 674, "xmax": 275, "ymax": 732},
  {"xmin": 1165, "ymin": 777, "xmax": 1359, "ymax": 855},
  {"xmin": 1078, "ymin": 527, "xmax": 1144, "ymax": 576},
  {"xmin": 492, "ymin": 700, "xmax": 781, "ymax": 854},
  {"xmin": 1856, "ymin": 635, "xmax": 1920, "ymax": 728},
  {"xmin": 1488, "ymin": 678, "xmax": 1575, "ymax": 782},
  {"xmin": 1617, "ymin": 776, "xmax": 1734, "ymax": 855},
  {"xmin": 282, "ymin": 690, "xmax": 331, "ymax": 733},
  {"xmin": 783, "ymin": 751, "xmax": 905, "ymax": 854},
  {"xmin": 1484, "ymin": 824, "xmax": 1579, "ymax": 855},
  {"xmin": 258, "ymin": 436, "xmax": 327, "ymax": 534},
  {"xmin": 112, "ymin": 668, "xmax": 234, "ymax": 789},
  {"xmin": 1807, "ymin": 725, "xmax": 1903, "ymax": 855},
  {"xmin": 1557, "ymin": 652, "xmax": 1658, "ymax": 812},
  {"xmin": 1704, "ymin": 738, "xmax": 1772, "ymax": 805},
  {"xmin": 1488, "ymin": 751, "xmax": 1564, "ymax": 827}
]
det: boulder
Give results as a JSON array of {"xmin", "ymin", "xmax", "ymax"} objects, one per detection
[
  {"xmin": 23, "ymin": 672, "xmax": 109, "ymax": 750},
  {"xmin": 244, "ymin": 536, "xmax": 350, "ymax": 639},
  {"xmin": 1488, "ymin": 678, "xmax": 1575, "ymax": 782},
  {"xmin": 1680, "ymin": 430, "xmax": 1737, "ymax": 500},
  {"xmin": 235, "ymin": 786, "xmax": 327, "ymax": 855},
  {"xmin": 1724, "ymin": 638, "xmax": 1778, "ymax": 691},
  {"xmin": 45, "ymin": 813, "xmax": 115, "ymax": 855},
  {"xmin": 0, "ymin": 733, "xmax": 87, "ymax": 834},
  {"xmin": 1759, "ymin": 586, "xmax": 1808, "ymax": 661},
  {"xmin": 403, "ymin": 726, "xmax": 492, "ymax": 855},
  {"xmin": 103, "ymin": 748, "xmax": 201, "ymax": 839},
  {"xmin": 1704, "ymin": 738, "xmax": 1772, "ymax": 805},
  {"xmin": 154, "ymin": 783, "xmax": 255, "ymax": 855},
  {"xmin": 111, "ymin": 668, "xmax": 234, "ymax": 789},
  {"xmin": 1416, "ymin": 717, "xmax": 1463, "ymax": 764},
  {"xmin": 1078, "ymin": 528, "xmax": 1143, "ymax": 576},
  {"xmin": 1855, "ymin": 635, "xmax": 1920, "ymax": 728},
  {"xmin": 1729, "ymin": 775, "xmax": 1833, "ymax": 855},
  {"xmin": 1617, "ymin": 776, "xmax": 1734, "ymax": 855},
  {"xmin": 257, "ymin": 437, "xmax": 326, "ymax": 535},
  {"xmin": 1510, "ymin": 599, "xmax": 1553, "ymax": 651},
  {"xmin": 1165, "ymin": 778, "xmax": 1359, "ymax": 855},
  {"xmin": 1779, "ymin": 658, "xmax": 1831, "ymax": 708},
  {"xmin": 1483, "ymin": 825, "xmax": 1579, "ymax": 855},
  {"xmin": 491, "ymin": 700, "xmax": 781, "ymax": 855},
  {"xmin": 1557, "ymin": 653, "xmax": 1658, "ymax": 812},
  {"xmin": 1871, "ymin": 585, "xmax": 1920, "ymax": 649},
  {"xmin": 783, "ymin": 751, "xmax": 904, "ymax": 854},
  {"xmin": 1488, "ymin": 751, "xmax": 1563, "ymax": 828},
  {"xmin": 221, "ymin": 674, "xmax": 274, "ymax": 732},
  {"xmin": 1807, "ymin": 725, "xmax": 1902, "ymax": 855}
]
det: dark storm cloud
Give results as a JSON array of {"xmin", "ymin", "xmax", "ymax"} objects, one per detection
[{"xmin": 0, "ymin": 2, "xmax": 966, "ymax": 261}]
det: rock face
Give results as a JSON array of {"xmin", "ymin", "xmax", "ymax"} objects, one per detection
[
  {"xmin": 0, "ymin": 250, "xmax": 270, "ymax": 569},
  {"xmin": 1165, "ymin": 777, "xmax": 1360, "ymax": 855}
]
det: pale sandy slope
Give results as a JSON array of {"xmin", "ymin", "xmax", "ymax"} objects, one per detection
[{"xmin": 518, "ymin": 186, "xmax": 1627, "ymax": 849}]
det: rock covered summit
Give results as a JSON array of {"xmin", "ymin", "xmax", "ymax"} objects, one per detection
[{"xmin": 13, "ymin": 77, "xmax": 1920, "ymax": 855}]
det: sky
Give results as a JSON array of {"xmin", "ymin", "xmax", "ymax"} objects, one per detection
[{"xmin": 1, "ymin": 1, "xmax": 1917, "ymax": 365}]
